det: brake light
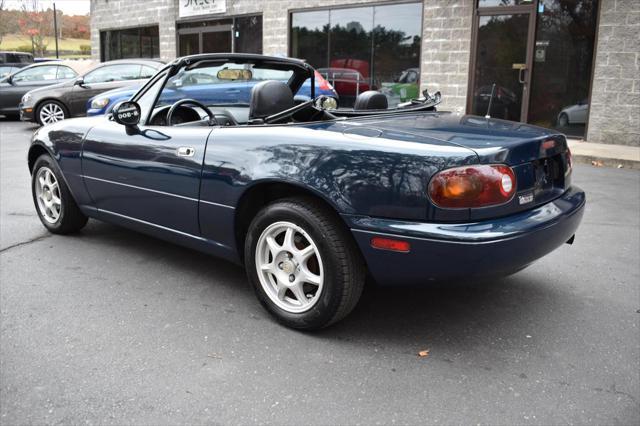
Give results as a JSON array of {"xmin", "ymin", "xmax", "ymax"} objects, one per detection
[
  {"xmin": 428, "ymin": 165, "xmax": 516, "ymax": 208},
  {"xmin": 315, "ymin": 70, "xmax": 333, "ymax": 91}
]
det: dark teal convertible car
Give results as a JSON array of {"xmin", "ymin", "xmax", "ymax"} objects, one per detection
[{"xmin": 28, "ymin": 54, "xmax": 585, "ymax": 330}]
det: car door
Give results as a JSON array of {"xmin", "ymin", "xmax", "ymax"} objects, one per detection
[
  {"xmin": 68, "ymin": 64, "xmax": 145, "ymax": 116},
  {"xmin": 82, "ymin": 121, "xmax": 211, "ymax": 236},
  {"xmin": 1, "ymin": 65, "xmax": 60, "ymax": 112}
]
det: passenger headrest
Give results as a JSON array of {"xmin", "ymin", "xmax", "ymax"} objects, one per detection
[
  {"xmin": 249, "ymin": 80, "xmax": 294, "ymax": 120},
  {"xmin": 354, "ymin": 90, "xmax": 388, "ymax": 110}
]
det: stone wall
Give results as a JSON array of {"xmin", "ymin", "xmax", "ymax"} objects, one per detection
[
  {"xmin": 587, "ymin": 0, "xmax": 640, "ymax": 146},
  {"xmin": 420, "ymin": 0, "xmax": 473, "ymax": 112},
  {"xmin": 90, "ymin": 0, "xmax": 179, "ymax": 60}
]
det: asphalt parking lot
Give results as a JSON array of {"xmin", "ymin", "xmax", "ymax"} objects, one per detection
[{"xmin": 1, "ymin": 118, "xmax": 639, "ymax": 425}]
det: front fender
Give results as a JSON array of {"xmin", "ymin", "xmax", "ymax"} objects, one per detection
[{"xmin": 28, "ymin": 119, "xmax": 95, "ymax": 208}]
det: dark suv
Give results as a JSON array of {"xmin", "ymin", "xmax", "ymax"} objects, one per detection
[{"xmin": 0, "ymin": 51, "xmax": 35, "ymax": 78}]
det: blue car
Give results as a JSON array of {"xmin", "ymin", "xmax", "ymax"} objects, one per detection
[
  {"xmin": 87, "ymin": 69, "xmax": 338, "ymax": 116},
  {"xmin": 28, "ymin": 53, "xmax": 584, "ymax": 330}
]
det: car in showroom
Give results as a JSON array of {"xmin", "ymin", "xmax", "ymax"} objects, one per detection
[
  {"xmin": 0, "ymin": 60, "xmax": 95, "ymax": 120},
  {"xmin": 27, "ymin": 53, "xmax": 585, "ymax": 330},
  {"xmin": 86, "ymin": 70, "xmax": 338, "ymax": 116},
  {"xmin": 557, "ymin": 98, "xmax": 589, "ymax": 127},
  {"xmin": 19, "ymin": 58, "xmax": 164, "ymax": 125}
]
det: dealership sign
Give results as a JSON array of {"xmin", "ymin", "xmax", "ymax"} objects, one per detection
[{"xmin": 179, "ymin": 0, "xmax": 226, "ymax": 18}]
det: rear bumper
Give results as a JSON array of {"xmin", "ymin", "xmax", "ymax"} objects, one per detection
[{"xmin": 345, "ymin": 186, "xmax": 585, "ymax": 285}]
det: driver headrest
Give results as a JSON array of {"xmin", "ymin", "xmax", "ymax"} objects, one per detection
[
  {"xmin": 249, "ymin": 80, "xmax": 294, "ymax": 120},
  {"xmin": 354, "ymin": 90, "xmax": 388, "ymax": 110}
]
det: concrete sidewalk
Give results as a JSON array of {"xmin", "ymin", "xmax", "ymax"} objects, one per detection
[{"xmin": 567, "ymin": 139, "xmax": 640, "ymax": 169}]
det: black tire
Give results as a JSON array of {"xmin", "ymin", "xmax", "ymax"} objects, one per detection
[
  {"xmin": 31, "ymin": 154, "xmax": 88, "ymax": 234},
  {"xmin": 35, "ymin": 100, "xmax": 68, "ymax": 126},
  {"xmin": 244, "ymin": 197, "xmax": 365, "ymax": 330}
]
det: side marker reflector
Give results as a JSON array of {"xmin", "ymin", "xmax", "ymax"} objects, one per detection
[{"xmin": 371, "ymin": 237, "xmax": 411, "ymax": 253}]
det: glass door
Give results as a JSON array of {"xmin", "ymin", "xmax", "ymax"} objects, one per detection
[
  {"xmin": 202, "ymin": 30, "xmax": 232, "ymax": 53},
  {"xmin": 177, "ymin": 26, "xmax": 232, "ymax": 56},
  {"xmin": 178, "ymin": 33, "xmax": 199, "ymax": 56},
  {"xmin": 469, "ymin": 7, "xmax": 535, "ymax": 121}
]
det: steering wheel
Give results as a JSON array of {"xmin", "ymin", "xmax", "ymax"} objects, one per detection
[{"xmin": 166, "ymin": 98, "xmax": 217, "ymax": 126}]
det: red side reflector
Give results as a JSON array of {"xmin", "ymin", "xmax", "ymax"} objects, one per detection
[{"xmin": 371, "ymin": 237, "xmax": 410, "ymax": 253}]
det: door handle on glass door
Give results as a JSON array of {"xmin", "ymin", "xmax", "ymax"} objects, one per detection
[{"xmin": 519, "ymin": 67, "xmax": 527, "ymax": 84}]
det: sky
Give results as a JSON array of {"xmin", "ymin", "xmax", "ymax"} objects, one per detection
[{"xmin": 3, "ymin": 0, "xmax": 90, "ymax": 15}]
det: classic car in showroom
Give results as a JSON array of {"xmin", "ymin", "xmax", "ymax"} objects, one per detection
[{"xmin": 27, "ymin": 53, "xmax": 585, "ymax": 330}]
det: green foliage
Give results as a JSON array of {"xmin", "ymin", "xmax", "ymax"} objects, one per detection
[
  {"xmin": 16, "ymin": 44, "xmax": 34, "ymax": 53},
  {"xmin": 79, "ymin": 44, "xmax": 90, "ymax": 54}
]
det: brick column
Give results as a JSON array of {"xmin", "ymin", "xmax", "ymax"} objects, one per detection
[
  {"xmin": 420, "ymin": 0, "xmax": 473, "ymax": 112},
  {"xmin": 587, "ymin": 0, "xmax": 640, "ymax": 146}
]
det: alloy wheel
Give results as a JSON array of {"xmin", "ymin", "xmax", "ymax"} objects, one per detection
[
  {"xmin": 34, "ymin": 166, "xmax": 62, "ymax": 223},
  {"xmin": 255, "ymin": 221, "xmax": 324, "ymax": 313},
  {"xmin": 39, "ymin": 103, "xmax": 65, "ymax": 124}
]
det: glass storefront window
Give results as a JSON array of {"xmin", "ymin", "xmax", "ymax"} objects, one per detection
[
  {"xmin": 290, "ymin": 11, "xmax": 329, "ymax": 75},
  {"xmin": 478, "ymin": 0, "xmax": 535, "ymax": 6},
  {"xmin": 290, "ymin": 2, "xmax": 422, "ymax": 108},
  {"xmin": 374, "ymin": 3, "xmax": 423, "ymax": 106},
  {"xmin": 100, "ymin": 26, "xmax": 159, "ymax": 61},
  {"xmin": 528, "ymin": 0, "xmax": 599, "ymax": 137},
  {"xmin": 235, "ymin": 15, "xmax": 263, "ymax": 54}
]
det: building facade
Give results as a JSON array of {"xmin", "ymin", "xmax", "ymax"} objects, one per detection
[{"xmin": 90, "ymin": 0, "xmax": 639, "ymax": 146}]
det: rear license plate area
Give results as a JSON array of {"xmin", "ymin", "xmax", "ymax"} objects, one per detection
[{"xmin": 532, "ymin": 154, "xmax": 563, "ymax": 195}]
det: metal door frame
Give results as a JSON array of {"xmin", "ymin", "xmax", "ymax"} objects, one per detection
[{"xmin": 467, "ymin": 1, "xmax": 538, "ymax": 121}]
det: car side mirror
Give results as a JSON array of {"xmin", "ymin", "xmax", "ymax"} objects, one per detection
[
  {"xmin": 112, "ymin": 101, "xmax": 141, "ymax": 129},
  {"xmin": 74, "ymin": 77, "xmax": 85, "ymax": 87}
]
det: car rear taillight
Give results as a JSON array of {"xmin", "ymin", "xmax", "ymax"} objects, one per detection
[
  {"xmin": 428, "ymin": 165, "xmax": 516, "ymax": 208},
  {"xmin": 565, "ymin": 148, "xmax": 572, "ymax": 176},
  {"xmin": 315, "ymin": 70, "xmax": 333, "ymax": 91}
]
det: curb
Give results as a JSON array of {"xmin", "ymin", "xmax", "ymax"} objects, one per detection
[
  {"xmin": 567, "ymin": 139, "xmax": 640, "ymax": 170},
  {"xmin": 571, "ymin": 154, "xmax": 640, "ymax": 170}
]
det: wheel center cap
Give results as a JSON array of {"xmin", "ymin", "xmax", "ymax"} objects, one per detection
[{"xmin": 282, "ymin": 260, "xmax": 295, "ymax": 275}]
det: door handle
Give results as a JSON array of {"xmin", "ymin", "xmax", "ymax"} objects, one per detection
[
  {"xmin": 176, "ymin": 146, "xmax": 195, "ymax": 157},
  {"xmin": 518, "ymin": 68, "xmax": 527, "ymax": 84}
]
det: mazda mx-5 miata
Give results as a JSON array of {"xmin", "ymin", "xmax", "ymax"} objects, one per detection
[{"xmin": 28, "ymin": 53, "xmax": 585, "ymax": 330}]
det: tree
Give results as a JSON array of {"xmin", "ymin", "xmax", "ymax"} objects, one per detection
[
  {"xmin": 0, "ymin": 0, "xmax": 7, "ymax": 45},
  {"xmin": 18, "ymin": 0, "xmax": 52, "ymax": 56}
]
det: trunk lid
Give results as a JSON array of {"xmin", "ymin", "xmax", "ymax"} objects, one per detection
[{"xmin": 344, "ymin": 112, "xmax": 571, "ymax": 221}]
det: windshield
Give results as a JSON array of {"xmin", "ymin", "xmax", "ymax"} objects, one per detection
[{"xmin": 156, "ymin": 62, "xmax": 295, "ymax": 108}]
